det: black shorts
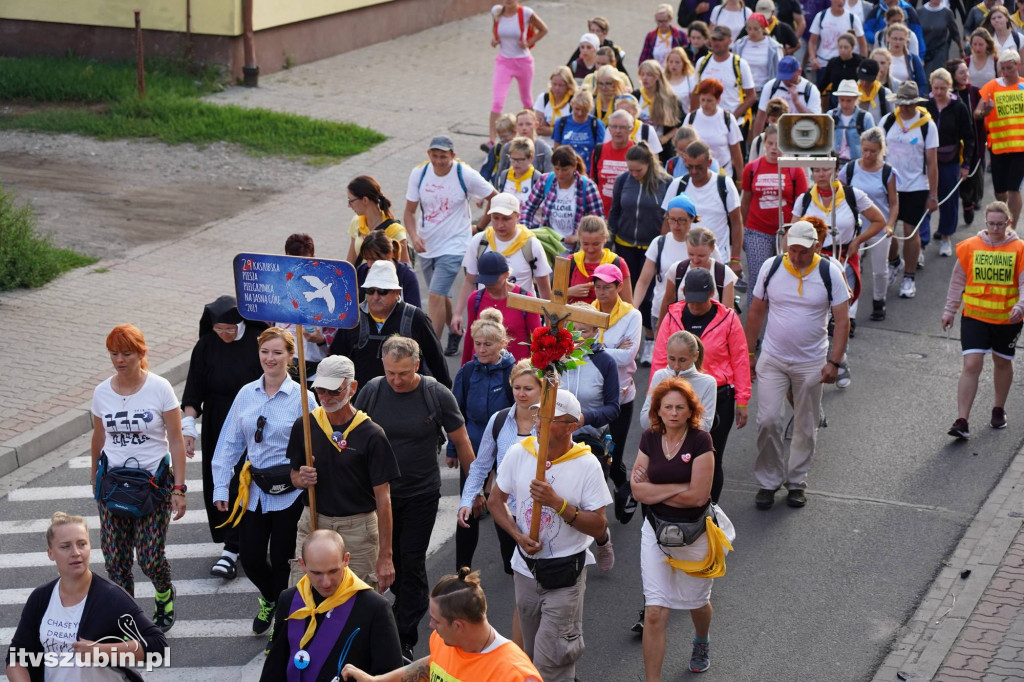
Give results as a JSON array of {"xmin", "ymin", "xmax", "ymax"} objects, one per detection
[
  {"xmin": 961, "ymin": 315, "xmax": 1023, "ymax": 358},
  {"xmin": 990, "ymin": 151, "xmax": 1024, "ymax": 195},
  {"xmin": 897, "ymin": 190, "xmax": 930, "ymax": 227}
]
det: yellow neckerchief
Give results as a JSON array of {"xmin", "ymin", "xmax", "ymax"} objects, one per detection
[
  {"xmin": 810, "ymin": 182, "xmax": 845, "ymax": 217},
  {"xmin": 664, "ymin": 516, "xmax": 734, "ymax": 578},
  {"xmin": 631, "ymin": 119, "xmax": 642, "ymax": 140},
  {"xmin": 217, "ymin": 461, "xmax": 253, "ymax": 528},
  {"xmin": 1013, "ymin": 11, "xmax": 1024, "ymax": 30},
  {"xmin": 976, "ymin": 1, "xmax": 990, "ymax": 17},
  {"xmin": 640, "ymin": 88, "xmax": 655, "ymax": 114},
  {"xmin": 573, "ymin": 249, "xmax": 616, "ymax": 280},
  {"xmin": 858, "ymin": 80, "xmax": 881, "ymax": 104},
  {"xmin": 781, "ymin": 253, "xmax": 822, "ymax": 297},
  {"xmin": 505, "ymin": 165, "xmax": 535, "ymax": 193},
  {"xmin": 657, "ymin": 29, "xmax": 673, "ymax": 47},
  {"xmin": 356, "ymin": 210, "xmax": 388, "ymax": 236},
  {"xmin": 595, "ymin": 96, "xmax": 611, "ymax": 125},
  {"xmin": 484, "ymin": 225, "xmax": 532, "ymax": 256},
  {"xmin": 521, "ymin": 436, "xmax": 591, "ymax": 465},
  {"xmin": 766, "ymin": 15, "xmax": 779, "ymax": 33},
  {"xmin": 370, "ymin": 313, "xmax": 387, "ymax": 324},
  {"xmin": 312, "ymin": 407, "xmax": 369, "ymax": 452},
  {"xmin": 288, "ymin": 570, "xmax": 372, "ymax": 649},
  {"xmin": 549, "ymin": 91, "xmax": 571, "ymax": 121},
  {"xmin": 592, "ymin": 297, "xmax": 633, "ymax": 343},
  {"xmin": 895, "ymin": 106, "xmax": 933, "ymax": 134}
]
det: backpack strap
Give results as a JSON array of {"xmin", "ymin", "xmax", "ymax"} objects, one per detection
[
  {"xmin": 799, "ymin": 191, "xmax": 812, "ymax": 217},
  {"xmin": 715, "ymin": 174, "xmax": 729, "ymax": 216},
  {"xmin": 855, "ymin": 108, "xmax": 867, "ymax": 133},
  {"xmin": 843, "ymin": 161, "xmax": 854, "ymax": 186},
  {"xmin": 376, "ymin": 218, "xmax": 400, "ymax": 233},
  {"xmin": 818, "ymin": 258, "xmax": 834, "ymax": 304},
  {"xmin": 473, "ymin": 288, "xmax": 485, "ymax": 317},
  {"xmin": 882, "ymin": 113, "xmax": 896, "ymax": 135},
  {"xmin": 456, "ymin": 162, "xmax": 467, "ymax": 199},
  {"xmin": 590, "ymin": 117, "xmax": 599, "ymax": 142},
  {"xmin": 590, "ymin": 145, "xmax": 603, "ymax": 177},
  {"xmin": 419, "ymin": 376, "xmax": 447, "ymax": 452},
  {"xmin": 713, "ymin": 260, "xmax": 726, "ymax": 301},
  {"xmin": 676, "ymin": 175, "xmax": 690, "ymax": 196},
  {"xmin": 544, "ymin": 171, "xmax": 556, "ymax": 196},
  {"xmin": 675, "ymin": 259, "xmax": 690, "ymax": 286},
  {"xmin": 881, "ymin": 162, "xmax": 893, "ymax": 189},
  {"xmin": 654, "ymin": 236, "xmax": 666, "ymax": 283},
  {"xmin": 399, "ymin": 303, "xmax": 416, "ymax": 338},
  {"xmin": 491, "ymin": 406, "xmax": 513, "ymax": 443},
  {"xmin": 555, "ymin": 116, "xmax": 568, "ymax": 141},
  {"xmin": 843, "ymin": 184, "xmax": 860, "ymax": 236},
  {"xmin": 686, "ymin": 110, "xmax": 698, "ymax": 125},
  {"xmin": 761, "ymin": 255, "xmax": 784, "ymax": 303},
  {"xmin": 357, "ymin": 312, "xmax": 370, "ymax": 350}
]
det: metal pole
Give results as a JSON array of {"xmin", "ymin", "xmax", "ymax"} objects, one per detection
[
  {"xmin": 134, "ymin": 10, "xmax": 145, "ymax": 98},
  {"xmin": 241, "ymin": 0, "xmax": 259, "ymax": 87},
  {"xmin": 296, "ymin": 325, "xmax": 318, "ymax": 530}
]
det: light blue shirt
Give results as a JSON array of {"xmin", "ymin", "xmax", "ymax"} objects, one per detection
[
  {"xmin": 459, "ymin": 405, "xmax": 535, "ymax": 509},
  {"xmin": 212, "ymin": 375, "xmax": 317, "ymax": 512}
]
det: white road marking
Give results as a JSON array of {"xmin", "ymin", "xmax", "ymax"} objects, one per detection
[
  {"xmin": 68, "ymin": 453, "xmax": 203, "ymax": 468},
  {"xmin": 0, "ymin": 576, "xmax": 254, "ymax": 605},
  {"xmin": 8, "ymin": 480, "xmax": 203, "ymax": 501},
  {"xmin": 0, "ymin": 510, "xmax": 210, "ymax": 535}
]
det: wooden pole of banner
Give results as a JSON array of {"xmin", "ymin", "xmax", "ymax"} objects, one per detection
[{"xmin": 295, "ymin": 324, "xmax": 317, "ymax": 531}]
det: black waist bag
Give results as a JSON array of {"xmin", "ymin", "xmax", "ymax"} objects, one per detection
[
  {"xmin": 519, "ymin": 549, "xmax": 586, "ymax": 590},
  {"xmin": 647, "ymin": 502, "xmax": 714, "ymax": 547},
  {"xmin": 250, "ymin": 464, "xmax": 295, "ymax": 495},
  {"xmin": 95, "ymin": 454, "xmax": 170, "ymax": 518}
]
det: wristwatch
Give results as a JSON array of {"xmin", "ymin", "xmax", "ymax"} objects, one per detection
[{"xmin": 827, "ymin": 359, "xmax": 842, "ymax": 368}]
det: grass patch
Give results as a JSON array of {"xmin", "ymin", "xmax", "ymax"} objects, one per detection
[
  {"xmin": 0, "ymin": 56, "xmax": 385, "ymax": 162},
  {"xmin": 0, "ymin": 186, "xmax": 97, "ymax": 291}
]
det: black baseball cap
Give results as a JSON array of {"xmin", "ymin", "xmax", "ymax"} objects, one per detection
[
  {"xmin": 857, "ymin": 59, "xmax": 880, "ymax": 81},
  {"xmin": 683, "ymin": 268, "xmax": 714, "ymax": 303}
]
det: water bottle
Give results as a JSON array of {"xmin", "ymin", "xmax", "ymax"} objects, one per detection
[{"xmin": 602, "ymin": 434, "xmax": 614, "ymax": 468}]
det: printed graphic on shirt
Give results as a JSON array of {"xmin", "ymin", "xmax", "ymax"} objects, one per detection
[
  {"xmin": 103, "ymin": 410, "xmax": 154, "ymax": 447},
  {"xmin": 599, "ymin": 160, "xmax": 628, "ymax": 199},
  {"xmin": 995, "ymin": 89, "xmax": 1024, "ymax": 117},
  {"xmin": 973, "ymin": 250, "xmax": 1017, "ymax": 284}
]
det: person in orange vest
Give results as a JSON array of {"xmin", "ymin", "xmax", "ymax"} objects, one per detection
[
  {"xmin": 975, "ymin": 50, "xmax": 1024, "ymax": 230},
  {"xmin": 942, "ymin": 201, "xmax": 1024, "ymax": 439},
  {"xmin": 340, "ymin": 568, "xmax": 541, "ymax": 682}
]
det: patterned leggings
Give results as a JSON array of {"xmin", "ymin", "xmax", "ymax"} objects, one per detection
[
  {"xmin": 99, "ymin": 496, "xmax": 172, "ymax": 596},
  {"xmin": 744, "ymin": 229, "xmax": 778, "ymax": 305}
]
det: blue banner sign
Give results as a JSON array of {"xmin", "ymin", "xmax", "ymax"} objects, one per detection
[{"xmin": 232, "ymin": 253, "xmax": 359, "ymax": 329}]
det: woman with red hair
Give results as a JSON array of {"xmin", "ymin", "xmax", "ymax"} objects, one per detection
[{"xmin": 685, "ymin": 78, "xmax": 745, "ymax": 177}]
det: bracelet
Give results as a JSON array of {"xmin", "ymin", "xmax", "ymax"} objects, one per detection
[
  {"xmin": 828, "ymin": 359, "xmax": 842, "ymax": 368},
  {"xmin": 748, "ymin": 351, "xmax": 755, "ymax": 356},
  {"xmin": 557, "ymin": 498, "xmax": 568, "ymax": 515},
  {"xmin": 730, "ymin": 258, "xmax": 741, "ymax": 263},
  {"xmin": 171, "ymin": 490, "xmax": 186, "ymax": 497},
  {"xmin": 566, "ymin": 506, "xmax": 580, "ymax": 527}
]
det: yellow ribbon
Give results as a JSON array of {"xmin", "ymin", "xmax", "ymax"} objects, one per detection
[
  {"xmin": 781, "ymin": 253, "xmax": 822, "ymax": 297},
  {"xmin": 895, "ymin": 107, "xmax": 933, "ymax": 134},
  {"xmin": 809, "ymin": 183, "xmax": 845, "ymax": 217},
  {"xmin": 573, "ymin": 249, "xmax": 616, "ymax": 280},
  {"xmin": 657, "ymin": 29, "xmax": 673, "ymax": 48},
  {"xmin": 484, "ymin": 225, "xmax": 532, "ymax": 257},
  {"xmin": 592, "ymin": 297, "xmax": 633, "ymax": 343},
  {"xmin": 1013, "ymin": 11, "xmax": 1024, "ymax": 31},
  {"xmin": 858, "ymin": 80, "xmax": 881, "ymax": 104},
  {"xmin": 312, "ymin": 407, "xmax": 369, "ymax": 453},
  {"xmin": 505, "ymin": 165, "xmax": 535, "ymax": 194},
  {"xmin": 217, "ymin": 460, "xmax": 252, "ymax": 529},
  {"xmin": 356, "ymin": 211, "xmax": 389, "ymax": 236},
  {"xmin": 766, "ymin": 15, "xmax": 779, "ymax": 33},
  {"xmin": 521, "ymin": 436, "xmax": 591, "ymax": 465},
  {"xmin": 287, "ymin": 570, "xmax": 372, "ymax": 649},
  {"xmin": 640, "ymin": 89, "xmax": 655, "ymax": 114},
  {"xmin": 663, "ymin": 517, "xmax": 734, "ymax": 578},
  {"xmin": 631, "ymin": 119, "xmax": 642, "ymax": 140},
  {"xmin": 596, "ymin": 96, "xmax": 611, "ymax": 125},
  {"xmin": 549, "ymin": 91, "xmax": 571, "ymax": 122}
]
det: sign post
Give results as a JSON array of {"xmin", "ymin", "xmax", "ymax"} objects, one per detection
[
  {"xmin": 507, "ymin": 257, "xmax": 609, "ymax": 540},
  {"xmin": 232, "ymin": 253, "xmax": 358, "ymax": 531}
]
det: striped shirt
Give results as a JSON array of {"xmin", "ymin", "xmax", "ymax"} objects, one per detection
[
  {"xmin": 212, "ymin": 375, "xmax": 317, "ymax": 512},
  {"xmin": 459, "ymin": 405, "xmax": 535, "ymax": 509}
]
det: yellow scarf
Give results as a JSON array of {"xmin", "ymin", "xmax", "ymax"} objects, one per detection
[
  {"xmin": 484, "ymin": 225, "xmax": 532, "ymax": 256},
  {"xmin": 218, "ymin": 460, "xmax": 253, "ymax": 528},
  {"xmin": 573, "ymin": 249, "xmax": 616, "ymax": 280},
  {"xmin": 356, "ymin": 211, "xmax": 388, "ymax": 236},
  {"xmin": 631, "ymin": 119, "xmax": 642, "ymax": 140},
  {"xmin": 640, "ymin": 89, "xmax": 655, "ymax": 114},
  {"xmin": 312, "ymin": 407, "xmax": 369, "ymax": 452},
  {"xmin": 592, "ymin": 297, "xmax": 633, "ymax": 343},
  {"xmin": 549, "ymin": 91, "xmax": 571, "ymax": 121},
  {"xmin": 781, "ymin": 253, "xmax": 822, "ymax": 297},
  {"xmin": 858, "ymin": 80, "xmax": 881, "ymax": 104},
  {"xmin": 521, "ymin": 436, "xmax": 591, "ymax": 465},
  {"xmin": 505, "ymin": 165, "xmax": 535, "ymax": 193},
  {"xmin": 766, "ymin": 15, "xmax": 779, "ymax": 33},
  {"xmin": 809, "ymin": 182, "xmax": 844, "ymax": 217},
  {"xmin": 664, "ymin": 516, "xmax": 734, "ymax": 578},
  {"xmin": 288, "ymin": 570, "xmax": 372, "ymax": 649},
  {"xmin": 596, "ymin": 96, "xmax": 611, "ymax": 125},
  {"xmin": 1013, "ymin": 11, "xmax": 1024, "ymax": 30},
  {"xmin": 657, "ymin": 29, "xmax": 673, "ymax": 47},
  {"xmin": 895, "ymin": 107, "xmax": 933, "ymax": 134},
  {"xmin": 976, "ymin": 1, "xmax": 990, "ymax": 17}
]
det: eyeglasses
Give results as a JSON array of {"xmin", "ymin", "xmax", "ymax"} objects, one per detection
[
  {"xmin": 364, "ymin": 288, "xmax": 392, "ymax": 297},
  {"xmin": 509, "ymin": 156, "xmax": 530, "ymax": 163},
  {"xmin": 608, "ymin": 125, "xmax": 631, "ymax": 131},
  {"xmin": 597, "ymin": 81, "xmax": 615, "ymax": 87},
  {"xmin": 314, "ymin": 386, "xmax": 343, "ymax": 396},
  {"xmin": 347, "ymin": 197, "xmax": 359, "ymax": 206},
  {"xmin": 986, "ymin": 220, "xmax": 1008, "ymax": 228},
  {"xmin": 254, "ymin": 415, "xmax": 267, "ymax": 444},
  {"xmin": 667, "ymin": 216, "xmax": 692, "ymax": 225},
  {"xmin": 212, "ymin": 326, "xmax": 236, "ymax": 334}
]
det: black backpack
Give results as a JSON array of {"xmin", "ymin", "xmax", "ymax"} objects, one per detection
[
  {"xmin": 359, "ymin": 374, "xmax": 449, "ymax": 454},
  {"xmin": 842, "ymin": 160, "xmax": 894, "ymax": 192},
  {"xmin": 490, "ymin": 406, "xmax": 514, "ymax": 442},
  {"xmin": 356, "ymin": 302, "xmax": 416, "ymax": 350},
  {"xmin": 796, "ymin": 184, "xmax": 862, "ymax": 241},
  {"xmin": 674, "ymin": 259, "xmax": 727, "ymax": 300},
  {"xmin": 761, "ymin": 255, "xmax": 834, "ymax": 305}
]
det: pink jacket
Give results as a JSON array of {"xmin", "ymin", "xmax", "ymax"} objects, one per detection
[{"xmin": 651, "ymin": 298, "xmax": 751, "ymax": 405}]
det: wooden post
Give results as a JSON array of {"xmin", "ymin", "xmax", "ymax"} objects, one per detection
[
  {"xmin": 507, "ymin": 257, "xmax": 610, "ymax": 541},
  {"xmin": 133, "ymin": 11, "xmax": 145, "ymax": 98},
  {"xmin": 295, "ymin": 324, "xmax": 317, "ymax": 530}
]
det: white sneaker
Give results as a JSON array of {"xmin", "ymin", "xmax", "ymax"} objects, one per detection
[
  {"xmin": 917, "ymin": 251, "xmax": 926, "ymax": 269},
  {"xmin": 595, "ymin": 530, "xmax": 615, "ymax": 572},
  {"xmin": 836, "ymin": 363, "xmax": 851, "ymax": 389},
  {"xmin": 939, "ymin": 240, "xmax": 953, "ymax": 257},
  {"xmin": 887, "ymin": 258, "xmax": 905, "ymax": 288},
  {"xmin": 899, "ymin": 278, "xmax": 916, "ymax": 298},
  {"xmin": 640, "ymin": 339, "xmax": 653, "ymax": 366}
]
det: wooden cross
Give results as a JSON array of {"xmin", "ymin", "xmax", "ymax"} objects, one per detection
[{"xmin": 507, "ymin": 256, "xmax": 610, "ymax": 540}]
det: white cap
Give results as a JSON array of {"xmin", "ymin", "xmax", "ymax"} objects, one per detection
[
  {"xmin": 488, "ymin": 192, "xmax": 521, "ymax": 216},
  {"xmin": 834, "ymin": 79, "xmax": 860, "ymax": 97},
  {"xmin": 580, "ymin": 32, "xmax": 601, "ymax": 49},
  {"xmin": 530, "ymin": 389, "xmax": 583, "ymax": 422},
  {"xmin": 362, "ymin": 260, "xmax": 401, "ymax": 290},
  {"xmin": 787, "ymin": 221, "xmax": 819, "ymax": 249}
]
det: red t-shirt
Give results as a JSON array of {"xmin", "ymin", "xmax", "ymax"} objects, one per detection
[
  {"xmin": 740, "ymin": 157, "xmax": 808, "ymax": 235},
  {"xmin": 594, "ymin": 141, "xmax": 633, "ymax": 217},
  {"xmin": 461, "ymin": 286, "xmax": 542, "ymax": 365},
  {"xmin": 567, "ymin": 252, "xmax": 632, "ymax": 304}
]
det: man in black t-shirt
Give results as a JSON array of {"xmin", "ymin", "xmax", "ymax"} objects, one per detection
[{"xmin": 287, "ymin": 355, "xmax": 401, "ymax": 593}]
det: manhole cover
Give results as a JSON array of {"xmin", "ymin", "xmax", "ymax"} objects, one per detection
[{"xmin": 904, "ymin": 352, "xmax": 927, "ymax": 359}]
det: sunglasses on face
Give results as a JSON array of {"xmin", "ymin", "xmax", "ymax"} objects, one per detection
[
  {"xmin": 315, "ymin": 386, "xmax": 343, "ymax": 396},
  {"xmin": 255, "ymin": 415, "xmax": 267, "ymax": 444},
  {"xmin": 364, "ymin": 288, "xmax": 392, "ymax": 297}
]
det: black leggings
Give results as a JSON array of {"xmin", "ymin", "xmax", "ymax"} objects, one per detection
[
  {"xmin": 607, "ymin": 400, "xmax": 635, "ymax": 489},
  {"xmin": 709, "ymin": 385, "xmax": 735, "ymax": 504},
  {"xmin": 238, "ymin": 497, "xmax": 304, "ymax": 603},
  {"xmin": 615, "ymin": 244, "xmax": 653, "ymax": 329}
]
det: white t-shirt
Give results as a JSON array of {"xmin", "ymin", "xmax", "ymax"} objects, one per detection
[
  {"xmin": 757, "ymin": 77, "xmax": 822, "ymax": 114},
  {"xmin": 810, "ymin": 8, "xmax": 865, "ymax": 62},
  {"xmin": 889, "ymin": 53, "xmax": 910, "ymax": 86},
  {"xmin": 993, "ymin": 31, "xmax": 1022, "ymax": 57},
  {"xmin": 40, "ymin": 583, "xmax": 123, "ymax": 682},
  {"xmin": 533, "ymin": 91, "xmax": 571, "ymax": 147},
  {"xmin": 601, "ymin": 121, "xmax": 664, "ymax": 154},
  {"xmin": 491, "ymin": 4, "xmax": 534, "ymax": 59},
  {"xmin": 881, "ymin": 112, "xmax": 939, "ymax": 192},
  {"xmin": 692, "ymin": 54, "xmax": 755, "ymax": 112},
  {"xmin": 668, "ymin": 77, "xmax": 695, "ymax": 113},
  {"xmin": 550, "ymin": 184, "xmax": 578, "ymax": 237},
  {"xmin": 736, "ymin": 38, "xmax": 779, "ymax": 86},
  {"xmin": 406, "ymin": 162, "xmax": 496, "ymax": 259},
  {"xmin": 92, "ymin": 373, "xmax": 179, "ymax": 473},
  {"xmin": 794, "ymin": 186, "xmax": 876, "ymax": 246},
  {"xmin": 684, "ymin": 108, "xmax": 744, "ymax": 174},
  {"xmin": 495, "ymin": 441, "xmax": 613, "ymax": 577},
  {"xmin": 667, "ymin": 258, "xmax": 738, "ymax": 302},
  {"xmin": 646, "ymin": 233, "xmax": 690, "ymax": 317},
  {"xmin": 462, "ymin": 228, "xmax": 552, "ymax": 294},
  {"xmin": 598, "ymin": 306, "xmax": 644, "ymax": 404},
  {"xmin": 662, "ymin": 175, "xmax": 741, "ymax": 263},
  {"xmin": 710, "ymin": 5, "xmax": 753, "ymax": 38},
  {"xmin": 752, "ymin": 255, "xmax": 851, "ymax": 363},
  {"xmin": 496, "ymin": 171, "xmax": 538, "ymax": 206}
]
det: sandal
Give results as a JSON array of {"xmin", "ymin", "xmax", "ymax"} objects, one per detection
[{"xmin": 210, "ymin": 555, "xmax": 237, "ymax": 579}]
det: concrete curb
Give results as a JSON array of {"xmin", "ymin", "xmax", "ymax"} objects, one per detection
[
  {"xmin": 872, "ymin": 445, "xmax": 1024, "ymax": 680},
  {"xmin": 0, "ymin": 350, "xmax": 193, "ymax": 478}
]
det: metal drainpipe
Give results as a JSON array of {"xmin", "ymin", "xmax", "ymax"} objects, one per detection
[{"xmin": 242, "ymin": 0, "xmax": 258, "ymax": 87}]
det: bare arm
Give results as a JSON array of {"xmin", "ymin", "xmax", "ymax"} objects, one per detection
[
  {"xmin": 736, "ymin": 88, "xmax": 757, "ymax": 118},
  {"xmin": 620, "ymin": 275, "xmax": 634, "ymax": 304},
  {"xmin": 857, "ymin": 35, "xmax": 868, "ymax": 57},
  {"xmin": 808, "ymin": 34, "xmax": 821, "ymax": 69},
  {"xmin": 373, "ymin": 482, "xmax": 394, "ymax": 592},
  {"xmin": 91, "ymin": 415, "xmax": 105, "ymax": 484},
  {"xmin": 751, "ymin": 109, "xmax": 768, "ymax": 144},
  {"xmin": 527, "ymin": 13, "xmax": 548, "ymax": 47},
  {"xmin": 342, "ymin": 656, "xmax": 430, "ymax": 682},
  {"xmin": 632, "ymin": 258, "xmax": 658, "ymax": 310},
  {"xmin": 447, "ymin": 426, "xmax": 476, "ymax": 472},
  {"xmin": 346, "ymin": 241, "xmax": 358, "ymax": 265},
  {"xmin": 658, "ymin": 275, "xmax": 678, "ymax": 324},
  {"xmin": 164, "ymin": 408, "xmax": 188, "ymax": 520},
  {"xmin": 661, "ymin": 451, "xmax": 714, "ymax": 507},
  {"xmin": 403, "ymin": 201, "xmax": 424, "ymax": 253},
  {"xmin": 744, "ymin": 295, "xmax": 768, "ymax": 381},
  {"xmin": 450, "ymin": 273, "xmax": 476, "ymax": 335},
  {"xmin": 5, "ymin": 663, "xmax": 31, "ymax": 682},
  {"xmin": 727, "ymin": 207, "xmax": 744, "ymax": 271},
  {"xmin": 848, "ymin": 204, "xmax": 886, "ymax": 252},
  {"xmin": 823, "ymin": 300, "xmax": 850, "ymax": 384},
  {"xmin": 535, "ymin": 273, "xmax": 552, "ymax": 300},
  {"xmin": 629, "ymin": 452, "xmax": 689, "ymax": 504}
]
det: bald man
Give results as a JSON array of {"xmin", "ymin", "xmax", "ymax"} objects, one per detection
[{"xmin": 262, "ymin": 530, "xmax": 402, "ymax": 681}]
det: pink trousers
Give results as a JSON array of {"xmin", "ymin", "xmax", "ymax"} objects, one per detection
[{"xmin": 492, "ymin": 53, "xmax": 534, "ymax": 113}]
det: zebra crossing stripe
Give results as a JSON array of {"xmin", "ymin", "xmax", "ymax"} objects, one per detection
[
  {"xmin": 0, "ymin": 618, "xmax": 258, "ymax": 646},
  {"xmin": 0, "ymin": 577, "xmax": 254, "ymax": 606},
  {"xmin": 0, "ymin": 510, "xmax": 210, "ymax": 535},
  {"xmin": 68, "ymin": 454, "xmax": 204, "ymax": 469},
  {"xmin": 0, "ymin": 542, "xmax": 222, "ymax": 569},
  {"xmin": 8, "ymin": 480, "xmax": 204, "ymax": 501}
]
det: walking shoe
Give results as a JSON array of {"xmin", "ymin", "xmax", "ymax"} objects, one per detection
[
  {"xmin": 964, "ymin": 204, "xmax": 975, "ymax": 225},
  {"xmin": 210, "ymin": 554, "xmax": 237, "ymax": 579},
  {"xmin": 918, "ymin": 251, "xmax": 926, "ymax": 269},
  {"xmin": 887, "ymin": 257, "xmax": 905, "ymax": 288},
  {"xmin": 870, "ymin": 299, "xmax": 886, "ymax": 321},
  {"xmin": 992, "ymin": 407, "xmax": 1008, "ymax": 429},
  {"xmin": 939, "ymin": 239, "xmax": 953, "ymax": 257},
  {"xmin": 252, "ymin": 596, "xmax": 275, "ymax": 635},
  {"xmin": 631, "ymin": 607, "xmax": 645, "ymax": 634},
  {"xmin": 264, "ymin": 628, "xmax": 274, "ymax": 655},
  {"xmin": 735, "ymin": 277, "xmax": 748, "ymax": 292},
  {"xmin": 755, "ymin": 488, "xmax": 777, "ymax": 510},
  {"xmin": 444, "ymin": 333, "xmax": 462, "ymax": 357},
  {"xmin": 640, "ymin": 338, "xmax": 653, "ymax": 366},
  {"xmin": 689, "ymin": 640, "xmax": 711, "ymax": 673},
  {"xmin": 153, "ymin": 585, "xmax": 176, "ymax": 633},
  {"xmin": 948, "ymin": 418, "xmax": 970, "ymax": 439},
  {"xmin": 479, "ymin": 141, "xmax": 494, "ymax": 153},
  {"xmin": 836, "ymin": 363, "xmax": 851, "ymax": 389},
  {"xmin": 786, "ymin": 489, "xmax": 807, "ymax": 508},
  {"xmin": 899, "ymin": 277, "xmax": 916, "ymax": 299},
  {"xmin": 849, "ymin": 319, "xmax": 856, "ymax": 338},
  {"xmin": 595, "ymin": 530, "xmax": 615, "ymax": 572}
]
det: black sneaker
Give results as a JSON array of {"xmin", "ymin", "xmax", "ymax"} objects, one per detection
[
  {"xmin": 690, "ymin": 640, "xmax": 710, "ymax": 673},
  {"xmin": 631, "ymin": 607, "xmax": 645, "ymax": 634},
  {"xmin": 264, "ymin": 627, "xmax": 274, "ymax": 655},
  {"xmin": 849, "ymin": 319, "xmax": 856, "ymax": 338},
  {"xmin": 444, "ymin": 333, "xmax": 462, "ymax": 357},
  {"xmin": 948, "ymin": 418, "xmax": 970, "ymax": 439},
  {"xmin": 786, "ymin": 489, "xmax": 807, "ymax": 508},
  {"xmin": 252, "ymin": 596, "xmax": 275, "ymax": 635},
  {"xmin": 755, "ymin": 488, "xmax": 776, "ymax": 510},
  {"xmin": 870, "ymin": 299, "xmax": 886, "ymax": 321},
  {"xmin": 153, "ymin": 585, "xmax": 176, "ymax": 633},
  {"xmin": 991, "ymin": 408, "xmax": 1008, "ymax": 429},
  {"xmin": 964, "ymin": 205, "xmax": 975, "ymax": 225}
]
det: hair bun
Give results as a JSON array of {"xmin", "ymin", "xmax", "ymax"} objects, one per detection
[{"xmin": 457, "ymin": 566, "xmax": 472, "ymax": 581}]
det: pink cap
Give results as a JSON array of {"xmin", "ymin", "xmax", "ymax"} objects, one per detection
[{"xmin": 592, "ymin": 263, "xmax": 623, "ymax": 283}]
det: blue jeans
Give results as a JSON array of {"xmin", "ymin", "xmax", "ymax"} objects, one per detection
[
  {"xmin": 920, "ymin": 161, "xmax": 963, "ymax": 244},
  {"xmin": 419, "ymin": 253, "xmax": 463, "ymax": 296}
]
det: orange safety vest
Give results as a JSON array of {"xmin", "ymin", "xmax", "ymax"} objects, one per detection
[
  {"xmin": 979, "ymin": 79, "xmax": 1024, "ymax": 154},
  {"xmin": 427, "ymin": 631, "xmax": 541, "ymax": 682},
  {"xmin": 956, "ymin": 235, "xmax": 1024, "ymax": 323}
]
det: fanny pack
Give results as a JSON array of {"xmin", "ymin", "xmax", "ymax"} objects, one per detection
[
  {"xmin": 94, "ymin": 453, "xmax": 170, "ymax": 518},
  {"xmin": 646, "ymin": 502, "xmax": 715, "ymax": 548},
  {"xmin": 249, "ymin": 464, "xmax": 296, "ymax": 495},
  {"xmin": 936, "ymin": 143, "xmax": 960, "ymax": 164},
  {"xmin": 518, "ymin": 549, "xmax": 586, "ymax": 590}
]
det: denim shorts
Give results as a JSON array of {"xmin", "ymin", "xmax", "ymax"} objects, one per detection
[{"xmin": 419, "ymin": 253, "xmax": 463, "ymax": 296}]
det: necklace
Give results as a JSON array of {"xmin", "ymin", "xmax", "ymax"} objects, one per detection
[
  {"xmin": 113, "ymin": 372, "xmax": 147, "ymax": 403},
  {"xmin": 662, "ymin": 431, "xmax": 686, "ymax": 457}
]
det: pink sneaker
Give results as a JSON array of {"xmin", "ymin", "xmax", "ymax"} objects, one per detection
[{"xmin": 595, "ymin": 530, "xmax": 615, "ymax": 572}]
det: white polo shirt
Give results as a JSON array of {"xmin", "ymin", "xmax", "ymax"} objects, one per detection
[{"xmin": 462, "ymin": 227, "xmax": 551, "ymax": 294}]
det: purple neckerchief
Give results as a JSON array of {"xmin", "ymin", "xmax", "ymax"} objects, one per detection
[{"xmin": 286, "ymin": 590, "xmax": 357, "ymax": 682}]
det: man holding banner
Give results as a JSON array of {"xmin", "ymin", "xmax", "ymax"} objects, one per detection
[{"xmin": 976, "ymin": 50, "xmax": 1024, "ymax": 231}]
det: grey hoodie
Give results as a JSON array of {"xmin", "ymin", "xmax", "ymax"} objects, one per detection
[{"xmin": 944, "ymin": 228, "xmax": 1024, "ymax": 320}]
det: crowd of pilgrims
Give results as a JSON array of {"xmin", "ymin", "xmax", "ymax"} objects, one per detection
[{"xmin": 8, "ymin": 0, "xmax": 1023, "ymax": 680}]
